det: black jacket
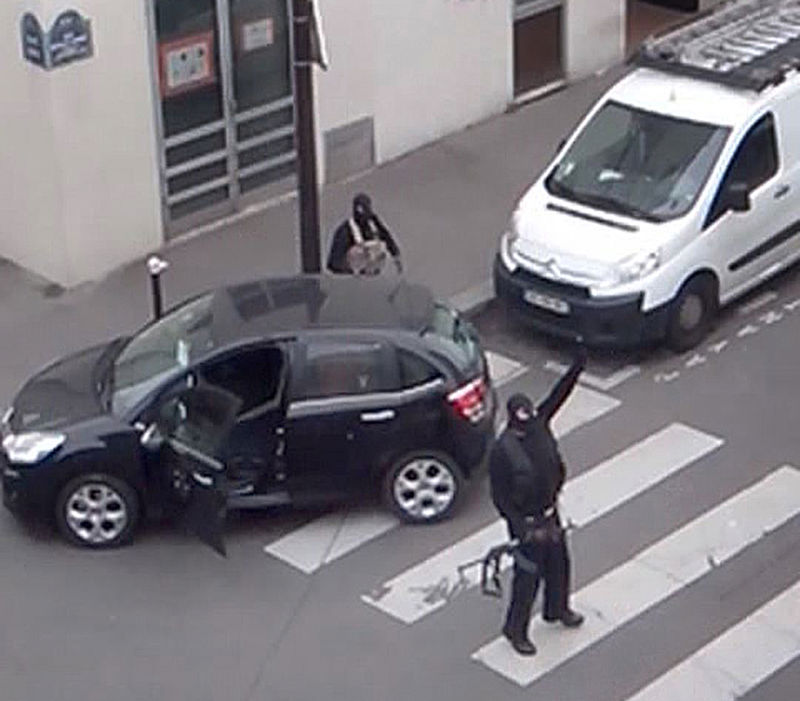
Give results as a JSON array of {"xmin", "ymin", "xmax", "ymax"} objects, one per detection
[
  {"xmin": 489, "ymin": 354, "xmax": 585, "ymax": 535},
  {"xmin": 326, "ymin": 214, "xmax": 401, "ymax": 274}
]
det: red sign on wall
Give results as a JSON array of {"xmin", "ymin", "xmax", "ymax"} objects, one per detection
[{"xmin": 158, "ymin": 31, "xmax": 216, "ymax": 98}]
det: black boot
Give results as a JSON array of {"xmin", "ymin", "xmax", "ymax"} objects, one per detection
[
  {"xmin": 544, "ymin": 608, "xmax": 584, "ymax": 628},
  {"xmin": 503, "ymin": 622, "xmax": 537, "ymax": 656}
]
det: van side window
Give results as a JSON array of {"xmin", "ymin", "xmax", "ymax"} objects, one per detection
[{"xmin": 706, "ymin": 114, "xmax": 779, "ymax": 227}]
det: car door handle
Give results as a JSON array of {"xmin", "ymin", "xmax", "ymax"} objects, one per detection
[
  {"xmin": 775, "ymin": 184, "xmax": 791, "ymax": 199},
  {"xmin": 360, "ymin": 409, "xmax": 395, "ymax": 423}
]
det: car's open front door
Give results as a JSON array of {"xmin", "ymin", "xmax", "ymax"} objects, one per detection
[{"xmin": 154, "ymin": 384, "xmax": 242, "ymax": 556}]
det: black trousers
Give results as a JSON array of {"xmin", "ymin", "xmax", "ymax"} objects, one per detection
[{"xmin": 504, "ymin": 516, "xmax": 571, "ymax": 638}]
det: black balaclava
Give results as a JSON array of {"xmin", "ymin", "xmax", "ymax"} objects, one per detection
[
  {"xmin": 353, "ymin": 193, "xmax": 373, "ymax": 229},
  {"xmin": 507, "ymin": 393, "xmax": 534, "ymax": 433}
]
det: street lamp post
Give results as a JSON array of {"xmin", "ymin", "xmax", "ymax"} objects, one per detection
[{"xmin": 292, "ymin": 0, "xmax": 322, "ymax": 274}]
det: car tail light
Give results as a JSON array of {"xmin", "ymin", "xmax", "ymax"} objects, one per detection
[{"xmin": 447, "ymin": 377, "xmax": 487, "ymax": 424}]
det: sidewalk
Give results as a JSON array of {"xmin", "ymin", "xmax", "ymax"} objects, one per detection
[{"xmin": 0, "ymin": 65, "xmax": 627, "ymax": 405}]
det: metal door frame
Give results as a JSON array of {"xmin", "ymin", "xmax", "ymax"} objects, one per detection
[{"xmin": 144, "ymin": 0, "xmax": 297, "ymax": 238}]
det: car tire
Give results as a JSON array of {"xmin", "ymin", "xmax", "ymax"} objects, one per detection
[
  {"xmin": 382, "ymin": 451, "xmax": 464, "ymax": 524},
  {"xmin": 55, "ymin": 473, "xmax": 140, "ymax": 549},
  {"xmin": 666, "ymin": 276, "xmax": 717, "ymax": 353}
]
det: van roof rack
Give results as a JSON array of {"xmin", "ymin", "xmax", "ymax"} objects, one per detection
[{"xmin": 633, "ymin": 0, "xmax": 800, "ymax": 92}]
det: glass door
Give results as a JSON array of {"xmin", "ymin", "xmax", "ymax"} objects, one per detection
[
  {"xmin": 149, "ymin": 0, "xmax": 296, "ymax": 234},
  {"xmin": 230, "ymin": 0, "xmax": 296, "ymax": 197}
]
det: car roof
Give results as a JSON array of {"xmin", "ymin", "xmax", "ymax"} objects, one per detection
[{"xmin": 204, "ymin": 275, "xmax": 436, "ymax": 345}]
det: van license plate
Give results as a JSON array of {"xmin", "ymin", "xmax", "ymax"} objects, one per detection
[{"xmin": 523, "ymin": 290, "xmax": 570, "ymax": 315}]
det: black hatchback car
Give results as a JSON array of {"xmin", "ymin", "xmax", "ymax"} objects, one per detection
[{"xmin": 2, "ymin": 275, "xmax": 495, "ymax": 550}]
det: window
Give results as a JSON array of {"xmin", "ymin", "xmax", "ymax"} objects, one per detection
[
  {"xmin": 422, "ymin": 304, "xmax": 479, "ymax": 373},
  {"xmin": 301, "ymin": 341, "xmax": 392, "ymax": 400},
  {"xmin": 398, "ymin": 350, "xmax": 440, "ymax": 388},
  {"xmin": 545, "ymin": 101, "xmax": 730, "ymax": 222},
  {"xmin": 706, "ymin": 114, "xmax": 779, "ymax": 227},
  {"xmin": 200, "ymin": 347, "xmax": 283, "ymax": 415}
]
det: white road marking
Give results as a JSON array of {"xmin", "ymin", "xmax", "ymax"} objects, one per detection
[
  {"xmin": 738, "ymin": 291, "xmax": 778, "ymax": 315},
  {"xmin": 544, "ymin": 360, "xmax": 640, "ymax": 392},
  {"xmin": 362, "ymin": 423, "xmax": 720, "ymax": 624},
  {"xmin": 472, "ymin": 466, "xmax": 800, "ymax": 687},
  {"xmin": 485, "ymin": 350, "xmax": 528, "ymax": 388},
  {"xmin": 625, "ymin": 580, "xmax": 800, "ymax": 701},
  {"xmin": 784, "ymin": 297, "xmax": 800, "ymax": 312},
  {"xmin": 708, "ymin": 340, "xmax": 728, "ymax": 354},
  {"xmin": 654, "ymin": 371, "xmax": 680, "ymax": 384},
  {"xmin": 737, "ymin": 324, "xmax": 760, "ymax": 338},
  {"xmin": 759, "ymin": 310, "xmax": 784, "ymax": 325},
  {"xmin": 264, "ymin": 507, "xmax": 399, "ymax": 574},
  {"xmin": 685, "ymin": 353, "xmax": 707, "ymax": 369},
  {"xmin": 560, "ymin": 424, "xmax": 723, "ymax": 529}
]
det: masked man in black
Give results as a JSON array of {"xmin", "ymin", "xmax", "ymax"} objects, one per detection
[
  {"xmin": 326, "ymin": 193, "xmax": 403, "ymax": 276},
  {"xmin": 489, "ymin": 345, "xmax": 588, "ymax": 655}
]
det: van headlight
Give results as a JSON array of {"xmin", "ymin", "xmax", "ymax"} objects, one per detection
[
  {"xmin": 2, "ymin": 432, "xmax": 65, "ymax": 465},
  {"xmin": 614, "ymin": 250, "xmax": 661, "ymax": 285},
  {"xmin": 499, "ymin": 212, "xmax": 521, "ymax": 272}
]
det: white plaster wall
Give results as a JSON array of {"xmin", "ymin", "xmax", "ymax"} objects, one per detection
[
  {"xmin": 0, "ymin": 0, "xmax": 69, "ymax": 282},
  {"xmin": 0, "ymin": 2, "xmax": 162, "ymax": 286},
  {"xmin": 42, "ymin": 0, "xmax": 162, "ymax": 285},
  {"xmin": 564, "ymin": 0, "xmax": 625, "ymax": 81},
  {"xmin": 317, "ymin": 0, "xmax": 511, "ymax": 168}
]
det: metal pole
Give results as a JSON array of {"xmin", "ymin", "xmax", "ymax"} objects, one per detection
[
  {"xmin": 292, "ymin": 0, "xmax": 322, "ymax": 274},
  {"xmin": 147, "ymin": 256, "xmax": 169, "ymax": 319}
]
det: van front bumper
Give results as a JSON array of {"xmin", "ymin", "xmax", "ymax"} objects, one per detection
[{"xmin": 493, "ymin": 255, "xmax": 669, "ymax": 347}]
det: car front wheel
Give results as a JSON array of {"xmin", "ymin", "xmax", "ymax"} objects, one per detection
[
  {"xmin": 666, "ymin": 276, "xmax": 717, "ymax": 352},
  {"xmin": 55, "ymin": 473, "xmax": 140, "ymax": 548},
  {"xmin": 382, "ymin": 451, "xmax": 464, "ymax": 524}
]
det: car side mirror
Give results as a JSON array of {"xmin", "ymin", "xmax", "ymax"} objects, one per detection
[
  {"xmin": 725, "ymin": 181, "xmax": 751, "ymax": 213},
  {"xmin": 140, "ymin": 422, "xmax": 164, "ymax": 451}
]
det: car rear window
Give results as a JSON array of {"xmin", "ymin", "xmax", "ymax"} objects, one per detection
[{"xmin": 422, "ymin": 304, "xmax": 480, "ymax": 373}]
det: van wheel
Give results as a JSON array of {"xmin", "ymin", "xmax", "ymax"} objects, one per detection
[
  {"xmin": 666, "ymin": 276, "xmax": 717, "ymax": 352},
  {"xmin": 55, "ymin": 473, "xmax": 140, "ymax": 549},
  {"xmin": 382, "ymin": 451, "xmax": 464, "ymax": 524}
]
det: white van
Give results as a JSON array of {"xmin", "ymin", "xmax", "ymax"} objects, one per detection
[{"xmin": 495, "ymin": 0, "xmax": 800, "ymax": 350}]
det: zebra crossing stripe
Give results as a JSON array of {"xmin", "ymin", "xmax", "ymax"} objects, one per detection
[
  {"xmin": 264, "ymin": 507, "xmax": 399, "ymax": 574},
  {"xmin": 362, "ymin": 423, "xmax": 721, "ymax": 624},
  {"xmin": 560, "ymin": 423, "xmax": 723, "ymax": 529},
  {"xmin": 472, "ymin": 466, "xmax": 800, "ymax": 687},
  {"xmin": 626, "ymin": 580, "xmax": 800, "ymax": 700}
]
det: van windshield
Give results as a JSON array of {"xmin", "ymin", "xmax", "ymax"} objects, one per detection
[{"xmin": 545, "ymin": 101, "xmax": 730, "ymax": 222}]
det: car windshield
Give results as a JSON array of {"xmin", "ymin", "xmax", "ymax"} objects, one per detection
[
  {"xmin": 423, "ymin": 304, "xmax": 479, "ymax": 373},
  {"xmin": 110, "ymin": 293, "xmax": 215, "ymax": 415},
  {"xmin": 545, "ymin": 101, "xmax": 730, "ymax": 222}
]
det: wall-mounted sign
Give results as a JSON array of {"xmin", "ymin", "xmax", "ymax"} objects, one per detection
[
  {"xmin": 240, "ymin": 18, "xmax": 274, "ymax": 53},
  {"xmin": 49, "ymin": 9, "xmax": 93, "ymax": 67},
  {"xmin": 20, "ymin": 9, "xmax": 93, "ymax": 70},
  {"xmin": 158, "ymin": 31, "xmax": 216, "ymax": 98},
  {"xmin": 20, "ymin": 13, "xmax": 46, "ymax": 67}
]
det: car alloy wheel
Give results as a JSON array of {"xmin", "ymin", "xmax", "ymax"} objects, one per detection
[
  {"xmin": 384, "ymin": 452, "xmax": 463, "ymax": 524},
  {"xmin": 56, "ymin": 473, "xmax": 139, "ymax": 548}
]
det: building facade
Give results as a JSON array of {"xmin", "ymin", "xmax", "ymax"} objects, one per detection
[{"xmin": 1, "ymin": 0, "xmax": 722, "ymax": 286}]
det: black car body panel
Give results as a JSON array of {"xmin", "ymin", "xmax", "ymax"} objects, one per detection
[{"xmin": 2, "ymin": 275, "xmax": 496, "ymax": 546}]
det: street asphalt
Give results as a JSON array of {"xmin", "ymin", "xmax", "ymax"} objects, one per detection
[{"xmin": 1, "ymin": 64, "xmax": 798, "ymax": 701}]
